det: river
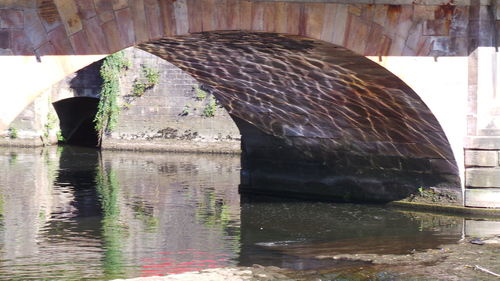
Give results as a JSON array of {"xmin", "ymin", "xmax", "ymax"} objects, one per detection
[{"xmin": 0, "ymin": 146, "xmax": 498, "ymax": 280}]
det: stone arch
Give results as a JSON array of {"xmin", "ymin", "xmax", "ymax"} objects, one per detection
[
  {"xmin": 0, "ymin": 0, "xmax": 467, "ymax": 202},
  {"xmin": 135, "ymin": 31, "xmax": 461, "ymax": 202}
]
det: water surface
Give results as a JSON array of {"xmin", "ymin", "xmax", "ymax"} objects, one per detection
[{"xmin": 0, "ymin": 146, "xmax": 466, "ymax": 280}]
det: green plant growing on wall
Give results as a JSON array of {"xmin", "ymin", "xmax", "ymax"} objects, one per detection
[
  {"xmin": 44, "ymin": 112, "xmax": 58, "ymax": 139},
  {"xmin": 132, "ymin": 65, "xmax": 160, "ymax": 97},
  {"xmin": 202, "ymin": 95, "xmax": 218, "ymax": 118},
  {"xmin": 194, "ymin": 85, "xmax": 207, "ymax": 101},
  {"xmin": 95, "ymin": 51, "xmax": 129, "ymax": 145},
  {"xmin": 180, "ymin": 104, "xmax": 191, "ymax": 116},
  {"xmin": 8, "ymin": 127, "xmax": 18, "ymax": 139},
  {"xmin": 56, "ymin": 130, "xmax": 65, "ymax": 142}
]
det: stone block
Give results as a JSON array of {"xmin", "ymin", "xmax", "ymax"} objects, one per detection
[
  {"xmin": 466, "ymin": 168, "xmax": 500, "ymax": 188},
  {"xmin": 77, "ymin": 0, "xmax": 97, "ymax": 20},
  {"xmin": 83, "ymin": 16, "xmax": 108, "ymax": 54},
  {"xmin": 115, "ymin": 8, "xmax": 135, "ymax": 46},
  {"xmin": 466, "ymin": 136, "xmax": 500, "ymax": 149},
  {"xmin": 112, "ymin": 0, "xmax": 129, "ymax": 10},
  {"xmin": 372, "ymin": 156, "xmax": 401, "ymax": 170},
  {"xmin": 465, "ymin": 188, "xmax": 500, "ymax": 208},
  {"xmin": 0, "ymin": 30, "xmax": 10, "ymax": 49},
  {"xmin": 10, "ymin": 29, "xmax": 33, "ymax": 55},
  {"xmin": 54, "ymin": 0, "xmax": 82, "ymax": 36},
  {"xmin": 430, "ymin": 159, "xmax": 458, "ymax": 174},
  {"xmin": 0, "ymin": 9, "xmax": 24, "ymax": 28},
  {"xmin": 465, "ymin": 150, "xmax": 498, "ymax": 167},
  {"xmin": 48, "ymin": 25, "xmax": 73, "ymax": 55},
  {"xmin": 24, "ymin": 9, "xmax": 48, "ymax": 49},
  {"xmin": 401, "ymin": 158, "xmax": 431, "ymax": 172},
  {"xmin": 465, "ymin": 219, "xmax": 500, "ymax": 237},
  {"xmin": 423, "ymin": 19, "xmax": 450, "ymax": 36}
]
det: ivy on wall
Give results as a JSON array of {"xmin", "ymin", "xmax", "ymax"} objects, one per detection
[{"xmin": 94, "ymin": 51, "xmax": 130, "ymax": 146}]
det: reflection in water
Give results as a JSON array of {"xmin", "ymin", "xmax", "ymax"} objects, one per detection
[{"xmin": 0, "ymin": 146, "xmax": 496, "ymax": 280}]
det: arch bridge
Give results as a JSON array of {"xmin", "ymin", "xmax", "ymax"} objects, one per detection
[{"xmin": 0, "ymin": 0, "xmax": 499, "ymax": 209}]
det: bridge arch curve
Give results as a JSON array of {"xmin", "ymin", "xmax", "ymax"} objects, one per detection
[{"xmin": 0, "ymin": 1, "xmax": 468, "ymax": 202}]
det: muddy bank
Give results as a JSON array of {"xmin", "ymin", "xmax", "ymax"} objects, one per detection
[
  {"xmin": 113, "ymin": 235, "xmax": 500, "ymax": 281},
  {"xmin": 112, "ymin": 266, "xmax": 293, "ymax": 281}
]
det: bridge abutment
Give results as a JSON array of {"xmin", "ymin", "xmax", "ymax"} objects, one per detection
[{"xmin": 464, "ymin": 0, "xmax": 500, "ymax": 208}]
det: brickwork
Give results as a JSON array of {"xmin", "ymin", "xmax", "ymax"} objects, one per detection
[{"xmin": 103, "ymin": 47, "xmax": 241, "ymax": 148}]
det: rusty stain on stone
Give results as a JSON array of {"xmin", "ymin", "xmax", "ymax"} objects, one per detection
[
  {"xmin": 436, "ymin": 3, "xmax": 455, "ymax": 20},
  {"xmin": 387, "ymin": 5, "xmax": 401, "ymax": 24},
  {"xmin": 38, "ymin": 0, "xmax": 59, "ymax": 24}
]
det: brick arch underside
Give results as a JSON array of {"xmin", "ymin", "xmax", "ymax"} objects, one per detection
[{"xmin": 141, "ymin": 31, "xmax": 460, "ymax": 202}]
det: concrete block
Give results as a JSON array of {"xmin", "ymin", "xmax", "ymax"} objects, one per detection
[
  {"xmin": 465, "ymin": 150, "xmax": 498, "ymax": 167},
  {"xmin": 465, "ymin": 188, "xmax": 500, "ymax": 208},
  {"xmin": 466, "ymin": 136, "xmax": 500, "ymax": 150},
  {"xmin": 465, "ymin": 219, "xmax": 500, "ymax": 237},
  {"xmin": 466, "ymin": 168, "xmax": 500, "ymax": 187}
]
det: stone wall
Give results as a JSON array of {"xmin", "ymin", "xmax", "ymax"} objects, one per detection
[
  {"xmin": 101, "ymin": 47, "xmax": 241, "ymax": 153},
  {"xmin": 2, "ymin": 47, "xmax": 241, "ymax": 153}
]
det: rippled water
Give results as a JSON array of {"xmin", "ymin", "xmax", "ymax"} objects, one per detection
[{"xmin": 0, "ymin": 146, "xmax": 471, "ymax": 280}]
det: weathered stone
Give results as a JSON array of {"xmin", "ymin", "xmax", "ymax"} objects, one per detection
[
  {"xmin": 465, "ymin": 188, "xmax": 500, "ymax": 208},
  {"xmin": 69, "ymin": 30, "xmax": 93, "ymax": 55},
  {"xmin": 0, "ymin": 9, "xmax": 24, "ymax": 28},
  {"xmin": 465, "ymin": 150, "xmax": 498, "ymax": 167},
  {"xmin": 102, "ymin": 19, "xmax": 123, "ymax": 53},
  {"xmin": 115, "ymin": 8, "xmax": 135, "ymax": 46},
  {"xmin": 24, "ymin": 9, "xmax": 48, "ymax": 49},
  {"xmin": 76, "ymin": 0, "xmax": 97, "ymax": 20},
  {"xmin": 345, "ymin": 14, "xmax": 369, "ymax": 54},
  {"xmin": 53, "ymin": 0, "xmax": 82, "ymax": 36},
  {"xmin": 83, "ymin": 16, "xmax": 109, "ymax": 54},
  {"xmin": 0, "ymin": 30, "xmax": 10, "ymax": 49},
  {"xmin": 466, "ymin": 168, "xmax": 500, "ymax": 187},
  {"xmin": 10, "ymin": 29, "xmax": 33, "ymax": 55},
  {"xmin": 145, "ymin": 0, "xmax": 163, "ymax": 39},
  {"xmin": 401, "ymin": 158, "xmax": 431, "ymax": 172},
  {"xmin": 112, "ymin": 0, "xmax": 128, "ymax": 10},
  {"xmin": 130, "ymin": 0, "xmax": 149, "ymax": 43},
  {"xmin": 423, "ymin": 19, "xmax": 450, "ymax": 36},
  {"xmin": 430, "ymin": 159, "xmax": 458, "ymax": 174},
  {"xmin": 36, "ymin": 41, "xmax": 56, "ymax": 56},
  {"xmin": 372, "ymin": 155, "xmax": 401, "ymax": 170},
  {"xmin": 466, "ymin": 136, "xmax": 500, "ymax": 149},
  {"xmin": 48, "ymin": 25, "xmax": 73, "ymax": 55},
  {"xmin": 173, "ymin": 0, "xmax": 188, "ymax": 35}
]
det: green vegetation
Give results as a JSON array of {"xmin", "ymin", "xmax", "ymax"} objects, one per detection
[
  {"xmin": 132, "ymin": 65, "xmax": 160, "ymax": 97},
  {"xmin": 44, "ymin": 112, "xmax": 58, "ymax": 139},
  {"xmin": 94, "ymin": 51, "xmax": 129, "ymax": 145},
  {"xmin": 180, "ymin": 104, "xmax": 191, "ymax": 116},
  {"xmin": 8, "ymin": 127, "xmax": 18, "ymax": 139},
  {"xmin": 194, "ymin": 85, "xmax": 207, "ymax": 101},
  {"xmin": 203, "ymin": 95, "xmax": 218, "ymax": 117},
  {"xmin": 56, "ymin": 130, "xmax": 65, "ymax": 142}
]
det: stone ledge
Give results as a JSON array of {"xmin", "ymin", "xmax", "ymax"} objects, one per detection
[
  {"xmin": 388, "ymin": 201, "xmax": 500, "ymax": 216},
  {"xmin": 102, "ymin": 138, "xmax": 241, "ymax": 154},
  {"xmin": 466, "ymin": 168, "xmax": 500, "ymax": 187},
  {"xmin": 465, "ymin": 188, "xmax": 500, "ymax": 208},
  {"xmin": 0, "ymin": 137, "xmax": 44, "ymax": 147},
  {"xmin": 250, "ymin": 0, "xmax": 491, "ymax": 6},
  {"xmin": 465, "ymin": 136, "xmax": 500, "ymax": 150}
]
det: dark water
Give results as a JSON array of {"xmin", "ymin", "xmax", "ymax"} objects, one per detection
[{"xmin": 0, "ymin": 146, "xmax": 466, "ymax": 280}]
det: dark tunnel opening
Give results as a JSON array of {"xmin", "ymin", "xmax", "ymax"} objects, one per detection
[{"xmin": 53, "ymin": 96, "xmax": 100, "ymax": 147}]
